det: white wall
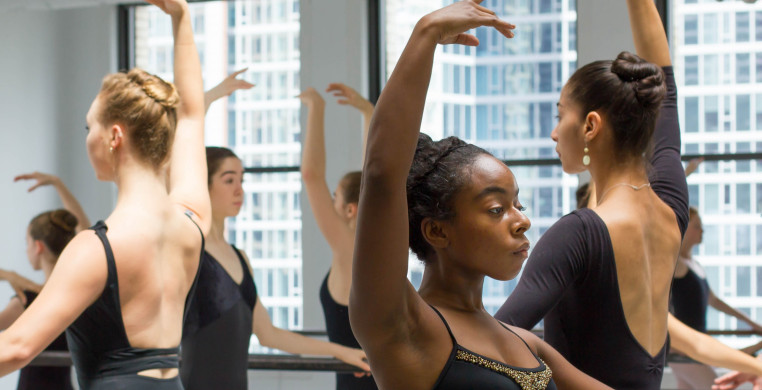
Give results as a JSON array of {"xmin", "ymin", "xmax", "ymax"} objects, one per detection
[{"xmin": 0, "ymin": 5, "xmax": 115, "ymax": 389}]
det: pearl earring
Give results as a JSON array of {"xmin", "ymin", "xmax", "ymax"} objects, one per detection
[{"xmin": 582, "ymin": 144, "xmax": 590, "ymax": 166}]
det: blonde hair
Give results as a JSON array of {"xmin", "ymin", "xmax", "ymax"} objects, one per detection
[
  {"xmin": 688, "ymin": 206, "xmax": 699, "ymax": 220},
  {"xmin": 98, "ymin": 68, "xmax": 180, "ymax": 169}
]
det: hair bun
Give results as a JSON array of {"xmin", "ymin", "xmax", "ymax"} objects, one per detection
[
  {"xmin": 127, "ymin": 68, "xmax": 180, "ymax": 109},
  {"xmin": 49, "ymin": 209, "xmax": 77, "ymax": 233},
  {"xmin": 611, "ymin": 51, "xmax": 666, "ymax": 108}
]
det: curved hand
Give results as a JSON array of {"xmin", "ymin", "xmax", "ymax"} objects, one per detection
[
  {"xmin": 0, "ymin": 270, "xmax": 41, "ymax": 305},
  {"xmin": 685, "ymin": 157, "xmax": 704, "ymax": 177},
  {"xmin": 334, "ymin": 346, "xmax": 371, "ymax": 374},
  {"xmin": 298, "ymin": 87, "xmax": 325, "ymax": 107},
  {"xmin": 144, "ymin": 0, "xmax": 188, "ymax": 17},
  {"xmin": 420, "ymin": 0, "xmax": 514, "ymax": 46},
  {"xmin": 205, "ymin": 68, "xmax": 255, "ymax": 112},
  {"xmin": 326, "ymin": 83, "xmax": 373, "ymax": 114},
  {"xmin": 14, "ymin": 172, "xmax": 59, "ymax": 192},
  {"xmin": 713, "ymin": 371, "xmax": 762, "ymax": 390}
]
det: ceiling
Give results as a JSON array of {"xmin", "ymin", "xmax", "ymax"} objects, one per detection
[{"xmin": 0, "ymin": 0, "xmax": 127, "ymax": 12}]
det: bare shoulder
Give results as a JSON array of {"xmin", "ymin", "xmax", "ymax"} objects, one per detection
[{"xmin": 499, "ymin": 321, "xmax": 541, "ymax": 354}]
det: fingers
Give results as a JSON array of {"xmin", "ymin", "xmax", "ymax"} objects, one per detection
[
  {"xmin": 28, "ymin": 184, "xmax": 42, "ymax": 192},
  {"xmin": 326, "ymin": 82, "xmax": 348, "ymax": 93},
  {"xmin": 13, "ymin": 286, "xmax": 26, "ymax": 305},
  {"xmin": 229, "ymin": 67, "xmax": 249, "ymax": 78}
]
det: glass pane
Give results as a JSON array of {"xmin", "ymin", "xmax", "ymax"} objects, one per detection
[{"xmin": 134, "ymin": 0, "xmax": 303, "ymax": 334}]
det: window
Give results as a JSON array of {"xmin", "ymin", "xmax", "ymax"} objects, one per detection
[
  {"xmin": 131, "ymin": 0, "xmax": 303, "ymax": 340},
  {"xmin": 383, "ymin": 0, "xmax": 578, "ymax": 311}
]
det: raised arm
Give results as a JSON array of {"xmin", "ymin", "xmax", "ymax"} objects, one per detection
[
  {"xmin": 626, "ymin": 0, "xmax": 670, "ymax": 67},
  {"xmin": 150, "ymin": 0, "xmax": 211, "ymax": 233},
  {"xmin": 350, "ymin": 0, "xmax": 514, "ymax": 349},
  {"xmin": 204, "ymin": 68, "xmax": 254, "ymax": 113},
  {"xmin": 251, "ymin": 297, "xmax": 369, "ymax": 373},
  {"xmin": 326, "ymin": 83, "xmax": 374, "ymax": 163},
  {"xmin": 298, "ymin": 88, "xmax": 354, "ymax": 258},
  {"xmin": 14, "ymin": 172, "xmax": 91, "ymax": 232},
  {"xmin": 669, "ymin": 313, "xmax": 762, "ymax": 377}
]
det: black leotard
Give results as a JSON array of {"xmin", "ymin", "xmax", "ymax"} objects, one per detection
[
  {"xmin": 319, "ymin": 271, "xmax": 378, "ymax": 390},
  {"xmin": 430, "ymin": 306, "xmax": 557, "ymax": 390},
  {"xmin": 66, "ymin": 217, "xmax": 203, "ymax": 390},
  {"xmin": 495, "ymin": 67, "xmax": 688, "ymax": 390},
  {"xmin": 17, "ymin": 290, "xmax": 73, "ymax": 390},
  {"xmin": 671, "ymin": 265, "xmax": 710, "ymax": 333},
  {"xmin": 180, "ymin": 245, "xmax": 257, "ymax": 390}
]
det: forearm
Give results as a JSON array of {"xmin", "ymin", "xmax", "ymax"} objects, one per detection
[
  {"xmin": 710, "ymin": 297, "xmax": 759, "ymax": 329},
  {"xmin": 0, "ymin": 334, "xmax": 33, "ymax": 377},
  {"xmin": 53, "ymin": 180, "xmax": 90, "ymax": 231},
  {"xmin": 300, "ymin": 101, "xmax": 327, "ymax": 181},
  {"xmin": 203, "ymin": 88, "xmax": 224, "ymax": 114},
  {"xmin": 171, "ymin": 6, "xmax": 204, "ymax": 121},
  {"xmin": 626, "ymin": 0, "xmax": 671, "ymax": 66}
]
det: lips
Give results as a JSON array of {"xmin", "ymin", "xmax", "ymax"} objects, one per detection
[{"xmin": 513, "ymin": 242, "xmax": 530, "ymax": 256}]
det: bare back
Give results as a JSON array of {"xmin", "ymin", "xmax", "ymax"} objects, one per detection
[
  {"xmin": 594, "ymin": 188, "xmax": 682, "ymax": 355},
  {"xmin": 107, "ymin": 198, "xmax": 203, "ymax": 350}
]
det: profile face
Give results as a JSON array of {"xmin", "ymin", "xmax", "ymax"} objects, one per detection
[
  {"xmin": 442, "ymin": 154, "xmax": 531, "ymax": 281},
  {"xmin": 684, "ymin": 214, "xmax": 704, "ymax": 247},
  {"xmin": 85, "ymin": 96, "xmax": 114, "ymax": 181},
  {"xmin": 551, "ymin": 86, "xmax": 588, "ymax": 174},
  {"xmin": 209, "ymin": 157, "xmax": 245, "ymax": 218}
]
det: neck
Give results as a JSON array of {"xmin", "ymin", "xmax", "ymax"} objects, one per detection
[
  {"xmin": 113, "ymin": 160, "xmax": 167, "ymax": 210},
  {"xmin": 679, "ymin": 244, "xmax": 693, "ymax": 259},
  {"xmin": 209, "ymin": 213, "xmax": 227, "ymax": 244},
  {"xmin": 41, "ymin": 254, "xmax": 56, "ymax": 282},
  {"xmin": 589, "ymin": 155, "xmax": 649, "ymax": 204},
  {"xmin": 418, "ymin": 257, "xmax": 485, "ymax": 312}
]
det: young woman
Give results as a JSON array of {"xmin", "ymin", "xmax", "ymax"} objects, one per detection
[
  {"xmin": 0, "ymin": 172, "xmax": 91, "ymax": 390},
  {"xmin": 670, "ymin": 207, "xmax": 762, "ymax": 388},
  {"xmin": 495, "ymin": 0, "xmax": 689, "ymax": 388},
  {"xmin": 178, "ymin": 146, "xmax": 369, "ymax": 390},
  {"xmin": 0, "ymin": 0, "xmax": 211, "ymax": 388},
  {"xmin": 349, "ymin": 1, "xmax": 612, "ymax": 389},
  {"xmin": 299, "ymin": 84, "xmax": 376, "ymax": 390}
]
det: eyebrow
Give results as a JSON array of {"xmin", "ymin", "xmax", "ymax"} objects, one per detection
[
  {"xmin": 474, "ymin": 186, "xmax": 509, "ymax": 200},
  {"xmin": 220, "ymin": 170, "xmax": 242, "ymax": 177}
]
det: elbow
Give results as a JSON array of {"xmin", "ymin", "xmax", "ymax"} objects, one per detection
[
  {"xmin": 0, "ymin": 338, "xmax": 36, "ymax": 370},
  {"xmin": 300, "ymin": 168, "xmax": 323, "ymax": 184}
]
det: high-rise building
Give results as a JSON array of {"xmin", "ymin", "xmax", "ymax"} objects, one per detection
[
  {"xmin": 672, "ymin": 0, "xmax": 762, "ymax": 347},
  {"xmin": 383, "ymin": 0, "xmax": 579, "ymax": 314}
]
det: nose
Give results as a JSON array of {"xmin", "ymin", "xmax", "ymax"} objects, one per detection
[
  {"xmin": 550, "ymin": 126, "xmax": 559, "ymax": 142},
  {"xmin": 513, "ymin": 209, "xmax": 531, "ymax": 235}
]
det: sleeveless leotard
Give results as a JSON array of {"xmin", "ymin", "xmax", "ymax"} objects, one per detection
[
  {"xmin": 671, "ymin": 264, "xmax": 710, "ymax": 333},
  {"xmin": 430, "ymin": 306, "xmax": 557, "ymax": 390},
  {"xmin": 66, "ymin": 217, "xmax": 203, "ymax": 390},
  {"xmin": 319, "ymin": 270, "xmax": 378, "ymax": 389},
  {"xmin": 17, "ymin": 290, "xmax": 73, "ymax": 390},
  {"xmin": 181, "ymin": 245, "xmax": 257, "ymax": 390}
]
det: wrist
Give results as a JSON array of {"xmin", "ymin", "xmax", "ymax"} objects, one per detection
[{"xmin": 413, "ymin": 15, "xmax": 441, "ymax": 46}]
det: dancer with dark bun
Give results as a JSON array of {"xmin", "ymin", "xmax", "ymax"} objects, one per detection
[
  {"xmin": 350, "ymin": 1, "xmax": 611, "ymax": 389},
  {"xmin": 299, "ymin": 84, "xmax": 376, "ymax": 390},
  {"xmin": 495, "ymin": 1, "xmax": 688, "ymax": 388},
  {"xmin": 0, "ymin": 0, "xmax": 210, "ymax": 388},
  {"xmin": 179, "ymin": 146, "xmax": 369, "ymax": 390}
]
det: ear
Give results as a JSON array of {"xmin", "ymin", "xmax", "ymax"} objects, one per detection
[
  {"xmin": 345, "ymin": 203, "xmax": 358, "ymax": 219},
  {"xmin": 583, "ymin": 111, "xmax": 602, "ymax": 143},
  {"xmin": 421, "ymin": 218, "xmax": 449, "ymax": 251},
  {"xmin": 110, "ymin": 124, "xmax": 125, "ymax": 151},
  {"xmin": 33, "ymin": 240, "xmax": 45, "ymax": 256}
]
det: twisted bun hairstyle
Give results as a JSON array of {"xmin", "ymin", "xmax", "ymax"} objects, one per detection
[
  {"xmin": 406, "ymin": 134, "xmax": 489, "ymax": 262},
  {"xmin": 29, "ymin": 209, "xmax": 78, "ymax": 257},
  {"xmin": 567, "ymin": 51, "xmax": 665, "ymax": 158},
  {"xmin": 98, "ymin": 68, "xmax": 180, "ymax": 169}
]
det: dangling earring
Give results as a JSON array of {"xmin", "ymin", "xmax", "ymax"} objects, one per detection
[
  {"xmin": 109, "ymin": 146, "xmax": 114, "ymax": 154},
  {"xmin": 582, "ymin": 143, "xmax": 590, "ymax": 166}
]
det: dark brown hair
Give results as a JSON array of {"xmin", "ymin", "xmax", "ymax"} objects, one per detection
[
  {"xmin": 29, "ymin": 209, "xmax": 78, "ymax": 257},
  {"xmin": 566, "ymin": 51, "xmax": 666, "ymax": 159},
  {"xmin": 339, "ymin": 171, "xmax": 362, "ymax": 205},
  {"xmin": 205, "ymin": 146, "xmax": 240, "ymax": 186},
  {"xmin": 406, "ymin": 134, "xmax": 490, "ymax": 262},
  {"xmin": 98, "ymin": 68, "xmax": 180, "ymax": 169}
]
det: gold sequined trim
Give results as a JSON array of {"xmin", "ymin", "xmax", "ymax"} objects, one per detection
[{"xmin": 455, "ymin": 349, "xmax": 553, "ymax": 390}]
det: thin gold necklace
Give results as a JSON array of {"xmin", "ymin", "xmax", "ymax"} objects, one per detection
[{"xmin": 598, "ymin": 182, "xmax": 651, "ymax": 204}]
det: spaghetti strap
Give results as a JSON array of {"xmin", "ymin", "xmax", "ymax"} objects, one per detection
[
  {"xmin": 429, "ymin": 305, "xmax": 457, "ymax": 344},
  {"xmin": 90, "ymin": 221, "xmax": 118, "ymax": 286}
]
